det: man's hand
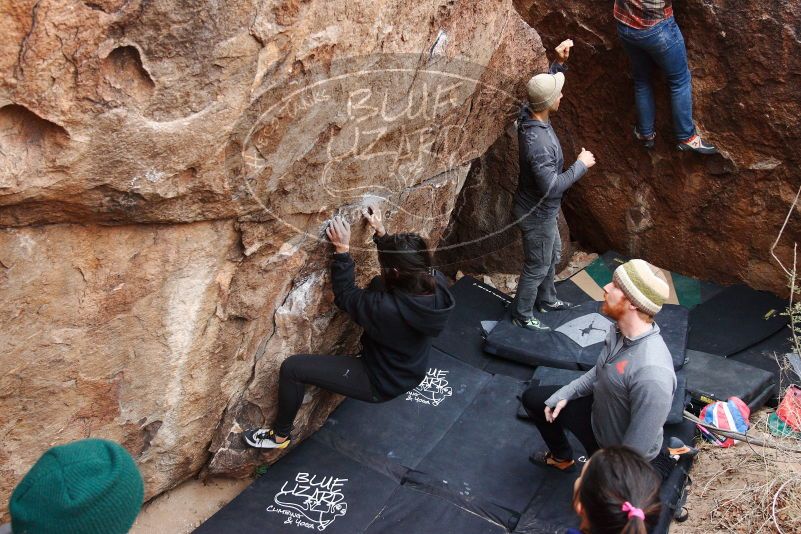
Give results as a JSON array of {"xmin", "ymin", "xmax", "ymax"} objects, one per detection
[
  {"xmin": 544, "ymin": 399, "xmax": 568, "ymax": 423},
  {"xmin": 555, "ymin": 39, "xmax": 574, "ymax": 64},
  {"xmin": 577, "ymin": 147, "xmax": 596, "ymax": 169},
  {"xmin": 326, "ymin": 216, "xmax": 351, "ymax": 254},
  {"xmin": 362, "ymin": 205, "xmax": 386, "ymax": 237}
]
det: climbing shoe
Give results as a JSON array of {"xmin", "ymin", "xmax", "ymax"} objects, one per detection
[
  {"xmin": 243, "ymin": 428, "xmax": 291, "ymax": 450},
  {"xmin": 634, "ymin": 127, "xmax": 655, "ymax": 150},
  {"xmin": 537, "ymin": 299, "xmax": 576, "ymax": 313},
  {"xmin": 677, "ymin": 135, "xmax": 718, "ymax": 155},
  {"xmin": 529, "ymin": 451, "xmax": 576, "ymax": 472},
  {"xmin": 667, "ymin": 437, "xmax": 699, "ymax": 459},
  {"xmin": 512, "ymin": 316, "xmax": 551, "ymax": 332}
]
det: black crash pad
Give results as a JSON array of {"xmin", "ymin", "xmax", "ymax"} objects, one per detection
[
  {"xmin": 484, "ymin": 302, "xmax": 689, "ymax": 371},
  {"xmin": 685, "ymin": 349, "xmax": 776, "ymax": 412},
  {"xmin": 688, "ymin": 284, "xmax": 788, "ymax": 356},
  {"xmin": 432, "ymin": 276, "xmax": 511, "ymax": 370},
  {"xmin": 363, "ymin": 484, "xmax": 509, "ymax": 534},
  {"xmin": 415, "ymin": 374, "xmax": 573, "ymax": 515},
  {"xmin": 431, "ymin": 276, "xmax": 537, "ymax": 380},
  {"xmin": 195, "ymin": 437, "xmax": 400, "ymax": 534},
  {"xmin": 528, "ymin": 366, "xmax": 688, "ymax": 425},
  {"xmin": 482, "ymin": 357, "xmax": 537, "ymax": 381},
  {"xmin": 729, "ymin": 329, "xmax": 797, "ymax": 402},
  {"xmin": 485, "ymin": 302, "xmax": 612, "ymax": 371},
  {"xmin": 315, "ymin": 348, "xmax": 490, "ymax": 469}
]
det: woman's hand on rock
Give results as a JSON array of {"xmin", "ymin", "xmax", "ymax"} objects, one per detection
[
  {"xmin": 326, "ymin": 216, "xmax": 351, "ymax": 254},
  {"xmin": 362, "ymin": 206, "xmax": 386, "ymax": 237}
]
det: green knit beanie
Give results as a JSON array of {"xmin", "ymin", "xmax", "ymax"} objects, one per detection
[{"xmin": 10, "ymin": 439, "xmax": 144, "ymax": 534}]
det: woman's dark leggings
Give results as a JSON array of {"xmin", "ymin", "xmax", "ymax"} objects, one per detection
[{"xmin": 273, "ymin": 354, "xmax": 383, "ymax": 437}]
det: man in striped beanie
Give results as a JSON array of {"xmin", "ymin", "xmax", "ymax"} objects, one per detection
[
  {"xmin": 521, "ymin": 259, "xmax": 678, "ymax": 479},
  {"xmin": 605, "ymin": 258, "xmax": 669, "ymax": 318}
]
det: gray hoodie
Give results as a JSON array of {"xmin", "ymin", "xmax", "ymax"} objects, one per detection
[
  {"xmin": 545, "ymin": 323, "xmax": 676, "ymax": 461},
  {"xmin": 515, "ymin": 62, "xmax": 587, "ymax": 219}
]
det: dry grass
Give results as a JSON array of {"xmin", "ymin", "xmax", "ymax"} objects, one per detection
[{"xmin": 676, "ymin": 389, "xmax": 801, "ymax": 534}]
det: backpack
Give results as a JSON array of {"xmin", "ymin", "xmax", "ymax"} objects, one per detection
[{"xmin": 698, "ymin": 397, "xmax": 750, "ymax": 448}]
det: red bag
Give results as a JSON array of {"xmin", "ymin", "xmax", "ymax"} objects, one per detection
[{"xmin": 777, "ymin": 385, "xmax": 801, "ymax": 431}]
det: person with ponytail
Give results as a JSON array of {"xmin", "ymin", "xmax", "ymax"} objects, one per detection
[
  {"xmin": 568, "ymin": 446, "xmax": 661, "ymax": 534},
  {"xmin": 244, "ymin": 206, "xmax": 454, "ymax": 449}
]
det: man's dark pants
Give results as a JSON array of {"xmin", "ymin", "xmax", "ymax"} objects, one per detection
[
  {"xmin": 512, "ymin": 209, "xmax": 560, "ymax": 319},
  {"xmin": 522, "ymin": 385, "xmax": 600, "ymax": 460},
  {"xmin": 522, "ymin": 384, "xmax": 675, "ymax": 479}
]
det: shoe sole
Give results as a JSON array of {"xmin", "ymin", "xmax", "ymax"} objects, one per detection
[
  {"xmin": 676, "ymin": 144, "xmax": 718, "ymax": 155},
  {"xmin": 513, "ymin": 321, "xmax": 551, "ymax": 332},
  {"xmin": 529, "ymin": 454, "xmax": 576, "ymax": 472},
  {"xmin": 244, "ymin": 433, "xmax": 290, "ymax": 450}
]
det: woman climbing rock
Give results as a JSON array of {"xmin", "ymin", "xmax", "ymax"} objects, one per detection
[{"xmin": 244, "ymin": 207, "xmax": 454, "ymax": 449}]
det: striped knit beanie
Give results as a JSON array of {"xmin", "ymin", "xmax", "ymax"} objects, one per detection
[
  {"xmin": 612, "ymin": 259, "xmax": 670, "ymax": 316},
  {"xmin": 10, "ymin": 438, "xmax": 144, "ymax": 534}
]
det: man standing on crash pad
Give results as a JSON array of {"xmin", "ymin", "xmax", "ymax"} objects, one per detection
[
  {"xmin": 521, "ymin": 259, "xmax": 678, "ymax": 479},
  {"xmin": 511, "ymin": 39, "xmax": 596, "ymax": 332}
]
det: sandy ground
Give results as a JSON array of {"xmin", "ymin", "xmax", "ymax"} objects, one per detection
[
  {"xmin": 130, "ymin": 477, "xmax": 251, "ymax": 534},
  {"xmin": 672, "ymin": 409, "xmax": 801, "ymax": 534}
]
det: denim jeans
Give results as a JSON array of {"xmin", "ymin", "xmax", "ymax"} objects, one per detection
[
  {"xmin": 512, "ymin": 208, "xmax": 560, "ymax": 319},
  {"xmin": 617, "ymin": 17, "xmax": 696, "ymax": 141}
]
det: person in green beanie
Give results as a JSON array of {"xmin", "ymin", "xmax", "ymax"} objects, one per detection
[{"xmin": 4, "ymin": 438, "xmax": 144, "ymax": 534}]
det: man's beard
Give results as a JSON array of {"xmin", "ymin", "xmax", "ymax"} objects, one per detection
[{"xmin": 601, "ymin": 297, "xmax": 627, "ymax": 320}]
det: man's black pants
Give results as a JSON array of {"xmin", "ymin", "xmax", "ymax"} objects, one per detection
[
  {"xmin": 522, "ymin": 384, "xmax": 675, "ymax": 479},
  {"xmin": 273, "ymin": 354, "xmax": 387, "ymax": 437}
]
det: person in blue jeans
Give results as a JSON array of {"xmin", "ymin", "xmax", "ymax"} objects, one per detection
[{"xmin": 614, "ymin": 0, "xmax": 717, "ymax": 154}]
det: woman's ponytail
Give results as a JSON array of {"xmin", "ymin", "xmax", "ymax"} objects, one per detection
[
  {"xmin": 577, "ymin": 447, "xmax": 662, "ymax": 534},
  {"xmin": 619, "ymin": 501, "xmax": 649, "ymax": 534}
]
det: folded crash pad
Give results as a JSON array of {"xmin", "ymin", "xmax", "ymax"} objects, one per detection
[
  {"xmin": 484, "ymin": 302, "xmax": 689, "ymax": 371},
  {"xmin": 688, "ymin": 284, "xmax": 788, "ymax": 356},
  {"xmin": 685, "ymin": 349, "xmax": 777, "ymax": 413},
  {"xmin": 729, "ymin": 329, "xmax": 797, "ymax": 402}
]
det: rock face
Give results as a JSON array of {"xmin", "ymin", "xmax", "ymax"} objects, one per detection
[
  {"xmin": 0, "ymin": 0, "xmax": 549, "ymax": 516},
  {"xmin": 512, "ymin": 0, "xmax": 801, "ymax": 295}
]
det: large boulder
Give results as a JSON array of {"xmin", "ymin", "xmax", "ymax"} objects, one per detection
[
  {"xmin": 513, "ymin": 0, "xmax": 801, "ymax": 294},
  {"xmin": 0, "ymin": 0, "xmax": 548, "ymax": 516}
]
